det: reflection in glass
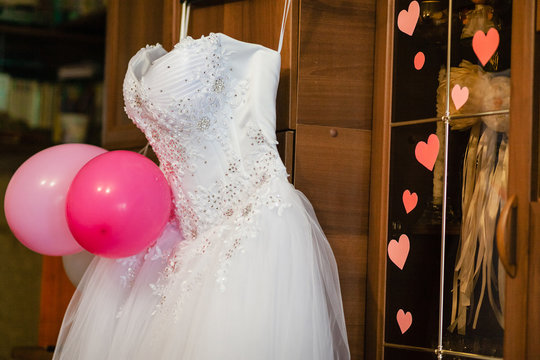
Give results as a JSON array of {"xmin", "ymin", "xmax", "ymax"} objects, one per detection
[
  {"xmin": 442, "ymin": 123, "xmax": 506, "ymax": 358},
  {"xmin": 386, "ymin": 124, "xmax": 441, "ymax": 349},
  {"xmin": 387, "ymin": 0, "xmax": 512, "ymax": 358},
  {"xmin": 393, "ymin": 0, "xmax": 449, "ymax": 123}
]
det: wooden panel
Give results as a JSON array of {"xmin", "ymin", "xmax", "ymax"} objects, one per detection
[
  {"xmin": 537, "ymin": 0, "xmax": 540, "ymax": 32},
  {"xmin": 102, "ymin": 0, "xmax": 167, "ymax": 149},
  {"xmin": 527, "ymin": 201, "xmax": 540, "ymax": 358},
  {"xmin": 505, "ymin": 1, "xmax": 536, "ymax": 358},
  {"xmin": 366, "ymin": 0, "xmax": 394, "ymax": 359},
  {"xmin": 37, "ymin": 257, "xmax": 75, "ymax": 348},
  {"xmin": 294, "ymin": 124, "xmax": 371, "ymax": 359},
  {"xmin": 276, "ymin": 130, "xmax": 295, "ymax": 182},
  {"xmin": 189, "ymin": 0, "xmax": 296, "ymax": 131},
  {"xmin": 297, "ymin": 0, "xmax": 375, "ymax": 130}
]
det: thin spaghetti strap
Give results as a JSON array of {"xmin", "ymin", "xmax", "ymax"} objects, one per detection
[
  {"xmin": 179, "ymin": 2, "xmax": 191, "ymax": 41},
  {"xmin": 277, "ymin": 0, "xmax": 291, "ymax": 53}
]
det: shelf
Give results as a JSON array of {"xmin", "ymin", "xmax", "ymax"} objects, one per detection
[
  {"xmin": 0, "ymin": 10, "xmax": 106, "ymax": 79},
  {"xmin": 0, "ymin": 9, "xmax": 105, "ymax": 44}
]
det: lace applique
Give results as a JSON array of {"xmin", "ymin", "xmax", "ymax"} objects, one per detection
[
  {"xmin": 123, "ymin": 33, "xmax": 291, "ymax": 318},
  {"xmin": 116, "ymin": 255, "xmax": 143, "ymax": 289}
]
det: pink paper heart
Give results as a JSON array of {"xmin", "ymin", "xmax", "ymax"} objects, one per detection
[
  {"xmin": 388, "ymin": 234, "xmax": 410, "ymax": 270},
  {"xmin": 472, "ymin": 28, "xmax": 500, "ymax": 66},
  {"xmin": 414, "ymin": 51, "xmax": 425, "ymax": 70},
  {"xmin": 451, "ymin": 84, "xmax": 469, "ymax": 110},
  {"xmin": 397, "ymin": 1, "xmax": 420, "ymax": 36},
  {"xmin": 402, "ymin": 190, "xmax": 418, "ymax": 214},
  {"xmin": 396, "ymin": 309, "xmax": 413, "ymax": 334},
  {"xmin": 415, "ymin": 134, "xmax": 439, "ymax": 171}
]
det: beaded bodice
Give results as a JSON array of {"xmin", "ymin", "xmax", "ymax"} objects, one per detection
[{"xmin": 123, "ymin": 33, "xmax": 289, "ymax": 243}]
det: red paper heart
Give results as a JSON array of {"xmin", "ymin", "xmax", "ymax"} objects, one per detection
[
  {"xmin": 396, "ymin": 309, "xmax": 413, "ymax": 334},
  {"xmin": 402, "ymin": 190, "xmax": 418, "ymax": 214},
  {"xmin": 415, "ymin": 134, "xmax": 439, "ymax": 171},
  {"xmin": 472, "ymin": 28, "xmax": 500, "ymax": 66},
  {"xmin": 414, "ymin": 51, "xmax": 425, "ymax": 70},
  {"xmin": 451, "ymin": 84, "xmax": 469, "ymax": 111},
  {"xmin": 397, "ymin": 1, "xmax": 420, "ymax": 36},
  {"xmin": 388, "ymin": 234, "xmax": 410, "ymax": 270}
]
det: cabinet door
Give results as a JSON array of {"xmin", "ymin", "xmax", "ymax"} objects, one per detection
[
  {"xmin": 295, "ymin": 124, "xmax": 371, "ymax": 359},
  {"xmin": 369, "ymin": 1, "xmax": 538, "ymax": 359},
  {"xmin": 102, "ymin": 0, "xmax": 168, "ymax": 149},
  {"xmin": 294, "ymin": 1, "xmax": 376, "ymax": 358}
]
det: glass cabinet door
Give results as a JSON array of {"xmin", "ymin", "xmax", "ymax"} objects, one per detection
[{"xmin": 384, "ymin": 1, "xmax": 513, "ymax": 358}]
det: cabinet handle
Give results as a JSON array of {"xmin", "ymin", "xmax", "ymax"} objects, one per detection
[{"xmin": 496, "ymin": 194, "xmax": 517, "ymax": 278}]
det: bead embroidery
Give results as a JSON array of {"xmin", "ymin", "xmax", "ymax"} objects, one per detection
[{"xmin": 123, "ymin": 33, "xmax": 290, "ymax": 318}]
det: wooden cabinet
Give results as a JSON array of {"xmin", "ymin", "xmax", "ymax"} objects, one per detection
[
  {"xmin": 102, "ymin": 0, "xmax": 168, "ymax": 149},
  {"xmin": 368, "ymin": 1, "xmax": 539, "ymax": 359},
  {"xmin": 100, "ymin": 1, "xmax": 376, "ymax": 358},
  {"xmin": 293, "ymin": 1, "xmax": 376, "ymax": 358},
  {"xmin": 295, "ymin": 125, "xmax": 372, "ymax": 358}
]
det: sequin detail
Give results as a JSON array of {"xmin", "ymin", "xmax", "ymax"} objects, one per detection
[{"xmin": 123, "ymin": 34, "xmax": 290, "ymax": 318}]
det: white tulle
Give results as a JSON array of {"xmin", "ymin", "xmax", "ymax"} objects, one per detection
[
  {"xmin": 53, "ymin": 33, "xmax": 350, "ymax": 360},
  {"xmin": 54, "ymin": 187, "xmax": 349, "ymax": 359}
]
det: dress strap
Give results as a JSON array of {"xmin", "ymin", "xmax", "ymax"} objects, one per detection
[
  {"xmin": 179, "ymin": 2, "xmax": 191, "ymax": 41},
  {"xmin": 277, "ymin": 0, "xmax": 291, "ymax": 53}
]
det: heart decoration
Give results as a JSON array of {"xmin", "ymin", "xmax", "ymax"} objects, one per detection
[
  {"xmin": 402, "ymin": 190, "xmax": 418, "ymax": 214},
  {"xmin": 415, "ymin": 134, "xmax": 439, "ymax": 171},
  {"xmin": 472, "ymin": 28, "xmax": 500, "ymax": 66},
  {"xmin": 451, "ymin": 84, "xmax": 469, "ymax": 111},
  {"xmin": 414, "ymin": 51, "xmax": 425, "ymax": 70},
  {"xmin": 388, "ymin": 234, "xmax": 410, "ymax": 270},
  {"xmin": 397, "ymin": 1, "xmax": 420, "ymax": 36},
  {"xmin": 396, "ymin": 309, "xmax": 413, "ymax": 334}
]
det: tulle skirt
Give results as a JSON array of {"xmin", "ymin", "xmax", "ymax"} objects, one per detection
[{"xmin": 53, "ymin": 181, "xmax": 350, "ymax": 360}]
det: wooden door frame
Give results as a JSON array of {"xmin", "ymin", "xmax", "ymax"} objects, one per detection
[
  {"xmin": 504, "ymin": 1, "xmax": 535, "ymax": 358},
  {"xmin": 367, "ymin": 1, "xmax": 536, "ymax": 359},
  {"xmin": 366, "ymin": 0, "xmax": 394, "ymax": 359}
]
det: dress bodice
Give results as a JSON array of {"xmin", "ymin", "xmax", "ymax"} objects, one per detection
[{"xmin": 123, "ymin": 33, "xmax": 289, "ymax": 241}]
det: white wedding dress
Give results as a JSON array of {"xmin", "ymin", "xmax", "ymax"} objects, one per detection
[{"xmin": 53, "ymin": 29, "xmax": 350, "ymax": 360}]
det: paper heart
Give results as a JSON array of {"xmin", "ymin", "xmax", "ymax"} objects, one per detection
[
  {"xmin": 397, "ymin": 1, "xmax": 419, "ymax": 36},
  {"xmin": 402, "ymin": 190, "xmax": 418, "ymax": 214},
  {"xmin": 451, "ymin": 84, "xmax": 469, "ymax": 111},
  {"xmin": 472, "ymin": 28, "xmax": 500, "ymax": 66},
  {"xmin": 396, "ymin": 309, "xmax": 413, "ymax": 334},
  {"xmin": 415, "ymin": 134, "xmax": 439, "ymax": 171},
  {"xmin": 388, "ymin": 234, "xmax": 410, "ymax": 270},
  {"xmin": 414, "ymin": 51, "xmax": 425, "ymax": 70}
]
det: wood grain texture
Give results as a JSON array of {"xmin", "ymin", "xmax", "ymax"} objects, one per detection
[
  {"xmin": 189, "ymin": 0, "xmax": 296, "ymax": 131},
  {"xmin": 537, "ymin": 0, "xmax": 540, "ymax": 32},
  {"xmin": 102, "ymin": 0, "xmax": 166, "ymax": 149},
  {"xmin": 527, "ymin": 201, "xmax": 540, "ymax": 359},
  {"xmin": 37, "ymin": 256, "xmax": 75, "ymax": 348},
  {"xmin": 297, "ymin": 0, "xmax": 376, "ymax": 130},
  {"xmin": 505, "ymin": 1, "xmax": 535, "ymax": 358},
  {"xmin": 294, "ymin": 124, "xmax": 371, "ymax": 359},
  {"xmin": 366, "ymin": 0, "xmax": 394, "ymax": 359}
]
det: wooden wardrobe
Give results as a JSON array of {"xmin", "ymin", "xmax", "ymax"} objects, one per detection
[
  {"xmin": 39, "ymin": 1, "xmax": 540, "ymax": 359},
  {"xmin": 367, "ymin": 1, "xmax": 540, "ymax": 359},
  {"xmin": 39, "ymin": 1, "xmax": 376, "ymax": 359}
]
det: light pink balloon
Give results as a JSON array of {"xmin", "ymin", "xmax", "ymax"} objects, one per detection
[
  {"xmin": 66, "ymin": 151, "xmax": 172, "ymax": 258},
  {"xmin": 4, "ymin": 144, "xmax": 108, "ymax": 256}
]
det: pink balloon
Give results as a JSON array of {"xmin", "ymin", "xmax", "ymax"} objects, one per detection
[
  {"xmin": 66, "ymin": 151, "xmax": 172, "ymax": 258},
  {"xmin": 4, "ymin": 144, "xmax": 108, "ymax": 256}
]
